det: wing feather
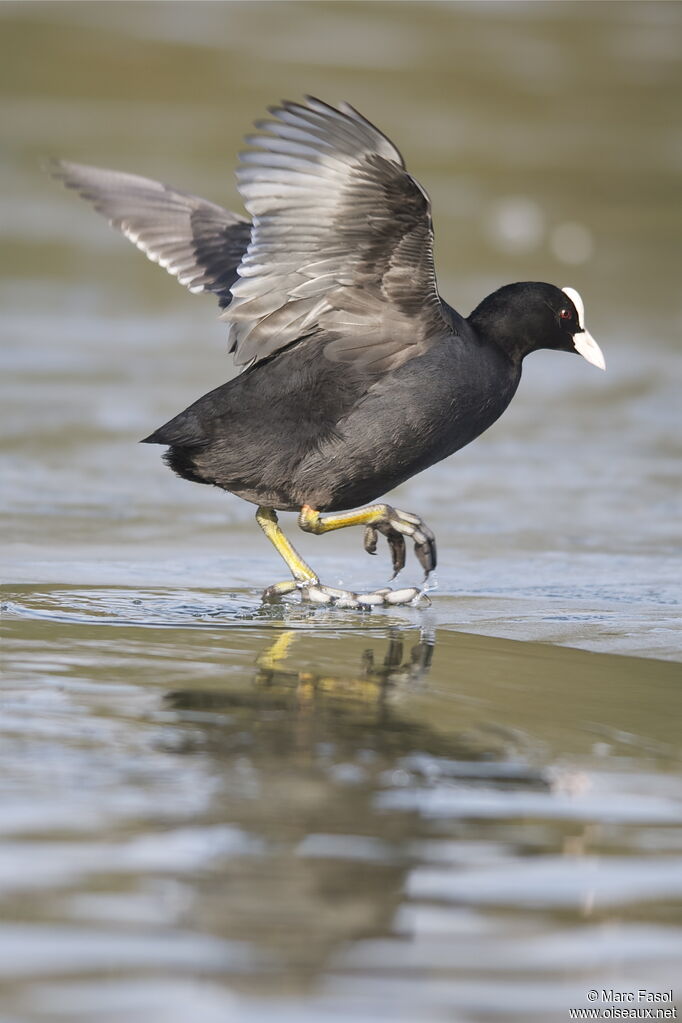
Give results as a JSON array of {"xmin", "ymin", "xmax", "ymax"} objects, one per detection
[
  {"xmin": 223, "ymin": 96, "xmax": 448, "ymax": 368},
  {"xmin": 52, "ymin": 98, "xmax": 451, "ymax": 373},
  {"xmin": 50, "ymin": 161, "xmax": 251, "ymax": 309}
]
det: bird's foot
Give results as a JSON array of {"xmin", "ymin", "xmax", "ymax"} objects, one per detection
[
  {"xmin": 302, "ymin": 583, "xmax": 431, "ymax": 609},
  {"xmin": 262, "ymin": 580, "xmax": 430, "ymax": 609},
  {"xmin": 362, "ymin": 506, "xmax": 436, "ymax": 579}
]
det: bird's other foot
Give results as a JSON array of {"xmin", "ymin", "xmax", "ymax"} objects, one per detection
[
  {"xmin": 363, "ymin": 507, "xmax": 436, "ymax": 579},
  {"xmin": 261, "ymin": 581, "xmax": 430, "ymax": 609},
  {"xmin": 302, "ymin": 583, "xmax": 431, "ymax": 609},
  {"xmin": 263, "ymin": 585, "xmax": 429, "ymax": 605}
]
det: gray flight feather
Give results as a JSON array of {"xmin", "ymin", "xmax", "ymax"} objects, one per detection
[
  {"xmin": 224, "ymin": 96, "xmax": 449, "ymax": 370},
  {"xmin": 49, "ymin": 161, "xmax": 251, "ymax": 308}
]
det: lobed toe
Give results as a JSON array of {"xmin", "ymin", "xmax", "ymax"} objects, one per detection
[
  {"xmin": 356, "ymin": 592, "xmax": 388, "ymax": 606},
  {"xmin": 385, "ymin": 587, "xmax": 422, "ymax": 605},
  {"xmin": 363, "ymin": 525, "xmax": 379, "ymax": 556},
  {"xmin": 303, "ymin": 585, "xmax": 336, "ymax": 604},
  {"xmin": 415, "ymin": 536, "xmax": 437, "ymax": 576}
]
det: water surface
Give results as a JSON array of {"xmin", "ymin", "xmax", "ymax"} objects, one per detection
[{"xmin": 2, "ymin": 590, "xmax": 682, "ymax": 1022}]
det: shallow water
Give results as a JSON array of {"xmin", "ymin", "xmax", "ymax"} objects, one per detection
[
  {"xmin": 2, "ymin": 591, "xmax": 682, "ymax": 1022},
  {"xmin": 1, "ymin": 2, "xmax": 682, "ymax": 1021}
]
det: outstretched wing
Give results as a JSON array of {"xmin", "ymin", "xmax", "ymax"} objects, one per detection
[
  {"xmin": 50, "ymin": 161, "xmax": 251, "ymax": 309},
  {"xmin": 225, "ymin": 96, "xmax": 449, "ymax": 370}
]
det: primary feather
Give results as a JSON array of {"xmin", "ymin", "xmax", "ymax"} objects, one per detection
[{"xmin": 49, "ymin": 160, "xmax": 251, "ymax": 308}]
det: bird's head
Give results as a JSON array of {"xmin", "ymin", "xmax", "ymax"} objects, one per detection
[{"xmin": 469, "ymin": 282, "xmax": 606, "ymax": 370}]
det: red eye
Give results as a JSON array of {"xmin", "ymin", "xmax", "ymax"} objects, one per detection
[{"xmin": 559, "ymin": 308, "xmax": 572, "ymax": 320}]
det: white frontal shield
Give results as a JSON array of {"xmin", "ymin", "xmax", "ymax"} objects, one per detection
[{"xmin": 562, "ymin": 286, "xmax": 606, "ymax": 371}]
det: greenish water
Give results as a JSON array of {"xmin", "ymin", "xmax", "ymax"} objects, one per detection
[
  {"xmin": 2, "ymin": 594, "xmax": 682, "ymax": 1022},
  {"xmin": 1, "ymin": 2, "xmax": 681, "ymax": 1021}
]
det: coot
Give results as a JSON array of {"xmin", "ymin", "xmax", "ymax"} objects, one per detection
[{"xmin": 52, "ymin": 97, "xmax": 605, "ymax": 608}]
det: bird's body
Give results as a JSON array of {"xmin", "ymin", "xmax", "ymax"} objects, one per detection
[
  {"xmin": 53, "ymin": 97, "xmax": 604, "ymax": 608},
  {"xmin": 147, "ymin": 314, "xmax": 519, "ymax": 513}
]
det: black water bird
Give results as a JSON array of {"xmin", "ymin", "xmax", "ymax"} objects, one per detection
[{"xmin": 52, "ymin": 97, "xmax": 605, "ymax": 608}]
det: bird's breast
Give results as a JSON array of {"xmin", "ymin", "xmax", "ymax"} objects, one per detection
[{"xmin": 297, "ymin": 338, "xmax": 520, "ymax": 511}]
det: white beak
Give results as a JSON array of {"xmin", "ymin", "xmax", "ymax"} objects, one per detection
[
  {"xmin": 573, "ymin": 328, "xmax": 606, "ymax": 370},
  {"xmin": 561, "ymin": 286, "xmax": 606, "ymax": 371}
]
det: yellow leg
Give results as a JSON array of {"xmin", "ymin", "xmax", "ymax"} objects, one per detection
[
  {"xmin": 255, "ymin": 505, "xmax": 432, "ymax": 609},
  {"xmin": 298, "ymin": 503, "xmax": 436, "ymax": 578},
  {"xmin": 256, "ymin": 507, "xmax": 318, "ymax": 584},
  {"xmin": 299, "ymin": 503, "xmax": 397, "ymax": 533}
]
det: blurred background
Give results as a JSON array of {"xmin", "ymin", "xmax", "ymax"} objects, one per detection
[{"xmin": 1, "ymin": 3, "xmax": 681, "ymax": 1022}]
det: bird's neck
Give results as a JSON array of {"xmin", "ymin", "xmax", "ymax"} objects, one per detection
[{"xmin": 467, "ymin": 291, "xmax": 534, "ymax": 366}]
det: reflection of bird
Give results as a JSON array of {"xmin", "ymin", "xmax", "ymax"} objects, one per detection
[
  {"xmin": 166, "ymin": 628, "xmax": 442, "ymax": 756},
  {"xmin": 162, "ymin": 627, "xmax": 549, "ymax": 977},
  {"xmin": 255, "ymin": 628, "xmax": 434, "ymax": 699},
  {"xmin": 52, "ymin": 97, "xmax": 605, "ymax": 608}
]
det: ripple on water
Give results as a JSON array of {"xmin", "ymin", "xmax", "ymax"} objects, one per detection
[{"xmin": 1, "ymin": 586, "xmax": 430, "ymax": 631}]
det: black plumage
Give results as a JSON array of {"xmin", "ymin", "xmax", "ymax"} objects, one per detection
[{"xmin": 52, "ymin": 97, "xmax": 605, "ymax": 608}]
